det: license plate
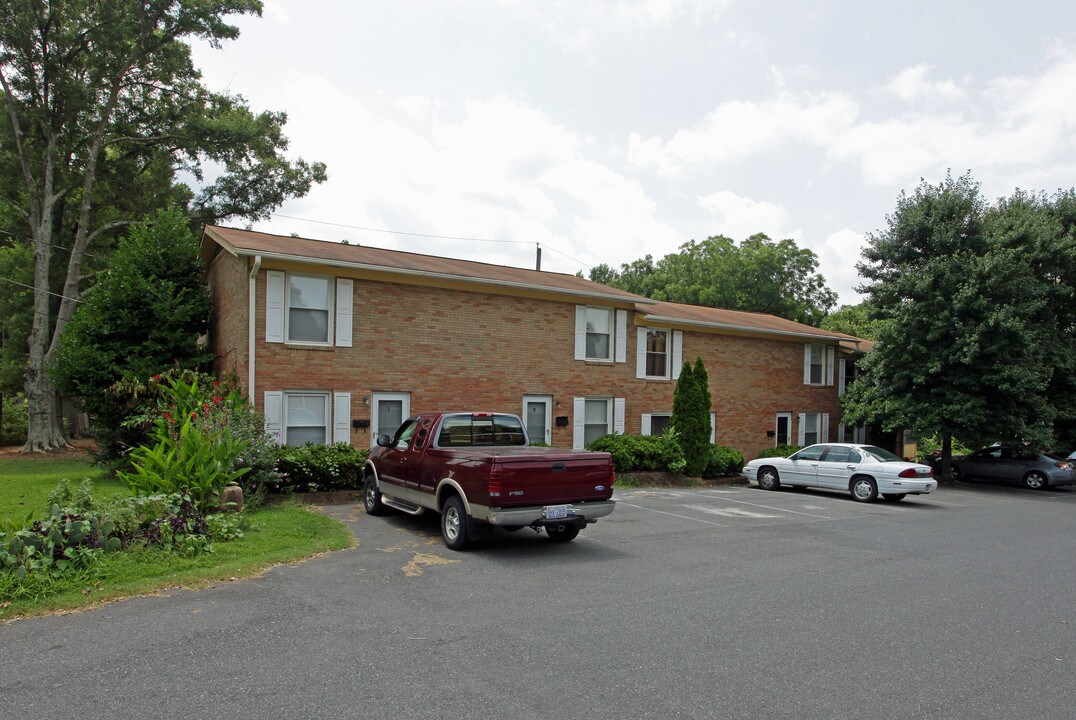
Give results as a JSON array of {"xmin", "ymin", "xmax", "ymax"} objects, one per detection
[{"xmin": 544, "ymin": 504, "xmax": 568, "ymax": 520}]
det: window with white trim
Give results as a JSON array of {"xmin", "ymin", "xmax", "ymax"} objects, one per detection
[
  {"xmin": 585, "ymin": 307, "xmax": 613, "ymax": 360},
  {"xmin": 797, "ymin": 412, "xmax": 829, "ymax": 446},
  {"xmin": 803, "ymin": 344, "xmax": 835, "ymax": 386},
  {"xmin": 584, "ymin": 398, "xmax": 611, "ymax": 446},
  {"xmin": 284, "ymin": 392, "xmax": 330, "ymax": 446},
  {"xmin": 642, "ymin": 413, "xmax": 671, "ymax": 436},
  {"xmin": 645, "ymin": 329, "xmax": 669, "ymax": 378},
  {"xmin": 287, "ymin": 274, "xmax": 333, "ymax": 344}
]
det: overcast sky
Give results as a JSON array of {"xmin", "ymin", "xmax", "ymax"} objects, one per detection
[{"xmin": 191, "ymin": 0, "xmax": 1076, "ymax": 307}]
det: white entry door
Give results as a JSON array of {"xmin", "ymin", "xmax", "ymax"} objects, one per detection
[
  {"xmin": 523, "ymin": 395, "xmax": 552, "ymax": 445},
  {"xmin": 371, "ymin": 392, "xmax": 410, "ymax": 447}
]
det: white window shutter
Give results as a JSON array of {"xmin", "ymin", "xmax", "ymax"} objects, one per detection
[
  {"xmin": 613, "ymin": 398, "xmax": 625, "ymax": 434},
  {"xmin": 641, "ymin": 414, "xmax": 652, "ymax": 436},
  {"xmin": 264, "ymin": 391, "xmax": 283, "ymax": 444},
  {"xmin": 335, "ymin": 278, "xmax": 353, "ymax": 347},
  {"xmin": 671, "ymin": 331, "xmax": 683, "ymax": 379},
  {"xmin": 838, "ymin": 358, "xmax": 847, "ymax": 397},
  {"xmin": 266, "ymin": 271, "xmax": 285, "ymax": 343},
  {"xmin": 803, "ymin": 345, "xmax": 812, "ymax": 384},
  {"xmin": 636, "ymin": 327, "xmax": 648, "ymax": 378},
  {"xmin": 826, "ymin": 347, "xmax": 836, "ymax": 386},
  {"xmin": 615, "ymin": 310, "xmax": 627, "ymax": 363},
  {"xmin": 574, "ymin": 306, "xmax": 587, "ymax": 360},
  {"xmin": 797, "ymin": 413, "xmax": 806, "ymax": 445},
  {"xmin": 837, "ymin": 422, "xmax": 845, "ymax": 443},
  {"xmin": 710, "ymin": 411, "xmax": 716, "ymax": 444},
  {"xmin": 572, "ymin": 397, "xmax": 585, "ymax": 449},
  {"xmin": 821, "ymin": 413, "xmax": 830, "ymax": 442},
  {"xmin": 333, "ymin": 392, "xmax": 351, "ymax": 444}
]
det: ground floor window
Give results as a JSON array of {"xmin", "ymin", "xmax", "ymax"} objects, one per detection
[
  {"xmin": 838, "ymin": 423, "xmax": 866, "ymax": 444},
  {"xmin": 642, "ymin": 413, "xmax": 671, "ymax": 436},
  {"xmin": 584, "ymin": 398, "xmax": 611, "ymax": 446},
  {"xmin": 797, "ymin": 412, "xmax": 829, "ymax": 446},
  {"xmin": 284, "ymin": 392, "xmax": 330, "ymax": 446}
]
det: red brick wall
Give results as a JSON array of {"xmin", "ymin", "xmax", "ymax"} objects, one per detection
[
  {"xmin": 206, "ymin": 250, "xmax": 248, "ymax": 385},
  {"xmin": 214, "ymin": 259, "xmax": 842, "ymax": 459}
]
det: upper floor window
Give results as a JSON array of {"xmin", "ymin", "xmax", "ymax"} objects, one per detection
[
  {"xmin": 287, "ymin": 274, "xmax": 333, "ymax": 343},
  {"xmin": 803, "ymin": 343, "xmax": 835, "ymax": 386},
  {"xmin": 585, "ymin": 307, "xmax": 613, "ymax": 360},
  {"xmin": 645, "ymin": 329, "xmax": 669, "ymax": 378}
]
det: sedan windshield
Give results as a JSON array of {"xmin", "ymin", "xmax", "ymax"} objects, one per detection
[{"xmin": 860, "ymin": 445, "xmax": 903, "ymax": 463}]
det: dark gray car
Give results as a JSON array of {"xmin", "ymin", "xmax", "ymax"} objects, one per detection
[{"xmin": 950, "ymin": 446, "xmax": 1075, "ymax": 490}]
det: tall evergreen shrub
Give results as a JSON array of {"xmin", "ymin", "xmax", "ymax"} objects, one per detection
[{"xmin": 672, "ymin": 356, "xmax": 712, "ymax": 476}]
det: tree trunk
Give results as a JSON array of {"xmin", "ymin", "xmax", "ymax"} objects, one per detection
[
  {"xmin": 939, "ymin": 433, "xmax": 953, "ymax": 484},
  {"xmin": 23, "ymin": 365, "xmax": 69, "ymax": 452}
]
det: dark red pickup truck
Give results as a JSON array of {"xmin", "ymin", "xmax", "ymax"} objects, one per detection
[{"xmin": 363, "ymin": 412, "xmax": 616, "ymax": 550}]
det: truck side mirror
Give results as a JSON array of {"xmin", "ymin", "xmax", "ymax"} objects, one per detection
[{"xmin": 376, "ymin": 434, "xmax": 393, "ymax": 447}]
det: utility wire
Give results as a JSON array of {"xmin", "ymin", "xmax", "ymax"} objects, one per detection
[
  {"xmin": 0, "ymin": 275, "xmax": 81, "ymax": 303},
  {"xmin": 270, "ymin": 212, "xmax": 594, "ymax": 271}
]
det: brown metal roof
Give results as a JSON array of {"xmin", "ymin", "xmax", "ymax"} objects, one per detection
[
  {"xmin": 637, "ymin": 300, "xmax": 865, "ymax": 344},
  {"xmin": 203, "ymin": 225, "xmax": 652, "ymax": 304}
]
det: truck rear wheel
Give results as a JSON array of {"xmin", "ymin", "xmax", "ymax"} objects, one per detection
[
  {"xmin": 441, "ymin": 495, "xmax": 471, "ymax": 551},
  {"xmin": 546, "ymin": 523, "xmax": 581, "ymax": 543}
]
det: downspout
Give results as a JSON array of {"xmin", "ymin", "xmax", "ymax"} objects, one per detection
[{"xmin": 248, "ymin": 255, "xmax": 262, "ymax": 405}]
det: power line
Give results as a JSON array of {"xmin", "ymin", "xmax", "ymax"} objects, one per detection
[
  {"xmin": 270, "ymin": 212, "xmax": 594, "ymax": 271},
  {"xmin": 0, "ymin": 275, "xmax": 81, "ymax": 303},
  {"xmin": 0, "ymin": 229, "xmax": 101, "ymax": 258}
]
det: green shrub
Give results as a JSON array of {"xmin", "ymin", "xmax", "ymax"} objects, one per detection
[
  {"xmin": 1, "ymin": 393, "xmax": 29, "ymax": 446},
  {"xmin": 586, "ymin": 432, "xmax": 686, "ymax": 473},
  {"xmin": 755, "ymin": 444, "xmax": 801, "ymax": 459},
  {"xmin": 701, "ymin": 445, "xmax": 746, "ymax": 478},
  {"xmin": 275, "ymin": 442, "xmax": 369, "ymax": 492},
  {"xmin": 0, "ymin": 504, "xmax": 121, "ymax": 582}
]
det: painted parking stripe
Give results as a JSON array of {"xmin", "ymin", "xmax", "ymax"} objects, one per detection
[
  {"xmin": 682, "ymin": 504, "xmax": 779, "ymax": 519},
  {"xmin": 693, "ymin": 495, "xmax": 832, "ymax": 519},
  {"xmin": 616, "ymin": 501, "xmax": 729, "ymax": 527}
]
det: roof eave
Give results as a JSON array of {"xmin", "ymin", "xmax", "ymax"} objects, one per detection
[
  {"xmin": 640, "ymin": 314, "xmax": 847, "ymax": 342},
  {"xmin": 224, "ymin": 244, "xmax": 657, "ymax": 305}
]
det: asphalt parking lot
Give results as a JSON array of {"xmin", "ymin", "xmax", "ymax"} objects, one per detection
[{"xmin": 2, "ymin": 481, "xmax": 1073, "ymax": 720}]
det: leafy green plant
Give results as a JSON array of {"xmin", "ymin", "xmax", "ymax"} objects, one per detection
[
  {"xmin": 0, "ymin": 505, "xmax": 121, "ymax": 582},
  {"xmin": 755, "ymin": 444, "xmax": 802, "ymax": 459},
  {"xmin": 275, "ymin": 442, "xmax": 368, "ymax": 492},
  {"xmin": 701, "ymin": 445, "xmax": 746, "ymax": 478},
  {"xmin": 1, "ymin": 393, "xmax": 29, "ymax": 446},
  {"xmin": 586, "ymin": 432, "xmax": 686, "ymax": 473}
]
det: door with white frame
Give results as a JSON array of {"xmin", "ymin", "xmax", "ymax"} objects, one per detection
[
  {"xmin": 775, "ymin": 412, "xmax": 792, "ymax": 447},
  {"xmin": 371, "ymin": 392, "xmax": 411, "ymax": 447},
  {"xmin": 523, "ymin": 395, "xmax": 552, "ymax": 445}
]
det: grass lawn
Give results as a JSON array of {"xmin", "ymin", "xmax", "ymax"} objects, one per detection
[
  {"xmin": 0, "ymin": 449, "xmax": 354, "ymax": 621},
  {"xmin": 0, "ymin": 450, "xmax": 126, "ymax": 521}
]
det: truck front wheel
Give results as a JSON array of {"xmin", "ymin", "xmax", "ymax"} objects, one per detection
[
  {"xmin": 363, "ymin": 475, "xmax": 386, "ymax": 516},
  {"xmin": 546, "ymin": 523, "xmax": 581, "ymax": 543},
  {"xmin": 441, "ymin": 496, "xmax": 471, "ymax": 551}
]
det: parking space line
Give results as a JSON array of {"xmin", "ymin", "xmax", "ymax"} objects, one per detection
[
  {"xmin": 695, "ymin": 494, "xmax": 832, "ymax": 519},
  {"xmin": 682, "ymin": 504, "xmax": 779, "ymax": 519},
  {"xmin": 616, "ymin": 501, "xmax": 730, "ymax": 527}
]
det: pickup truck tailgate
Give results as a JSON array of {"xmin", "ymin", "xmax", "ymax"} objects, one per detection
[{"xmin": 492, "ymin": 450, "xmax": 613, "ymax": 506}]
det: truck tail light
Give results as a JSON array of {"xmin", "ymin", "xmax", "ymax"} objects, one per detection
[
  {"xmin": 609, "ymin": 464, "xmax": 616, "ymax": 488},
  {"xmin": 489, "ymin": 463, "xmax": 503, "ymax": 497}
]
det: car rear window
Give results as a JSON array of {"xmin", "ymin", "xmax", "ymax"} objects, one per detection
[
  {"xmin": 860, "ymin": 445, "xmax": 902, "ymax": 462},
  {"xmin": 436, "ymin": 414, "xmax": 527, "ymax": 447}
]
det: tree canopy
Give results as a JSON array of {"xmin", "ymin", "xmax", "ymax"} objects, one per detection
[
  {"xmin": 50, "ymin": 207, "xmax": 212, "ymax": 458},
  {"xmin": 589, "ymin": 233, "xmax": 838, "ymax": 326},
  {"xmin": 0, "ymin": 0, "xmax": 326, "ymax": 450},
  {"xmin": 842, "ymin": 173, "xmax": 1075, "ymax": 472}
]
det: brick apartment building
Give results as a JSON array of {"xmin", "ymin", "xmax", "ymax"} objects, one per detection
[{"xmin": 200, "ymin": 226, "xmax": 865, "ymax": 460}]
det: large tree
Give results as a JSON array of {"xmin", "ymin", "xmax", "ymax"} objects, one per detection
[
  {"xmin": 590, "ymin": 233, "xmax": 837, "ymax": 325},
  {"xmin": 50, "ymin": 207, "xmax": 211, "ymax": 458},
  {"xmin": 843, "ymin": 173, "xmax": 1061, "ymax": 479},
  {"xmin": 0, "ymin": 0, "xmax": 326, "ymax": 451}
]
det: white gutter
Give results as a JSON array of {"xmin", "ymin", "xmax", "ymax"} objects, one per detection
[
  {"xmin": 639, "ymin": 314, "xmax": 847, "ymax": 343},
  {"xmin": 248, "ymin": 255, "xmax": 262, "ymax": 404},
  {"xmin": 229, "ymin": 248, "xmax": 656, "ymax": 306}
]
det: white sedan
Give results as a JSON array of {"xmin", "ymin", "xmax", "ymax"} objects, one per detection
[{"xmin": 743, "ymin": 443, "xmax": 937, "ymax": 502}]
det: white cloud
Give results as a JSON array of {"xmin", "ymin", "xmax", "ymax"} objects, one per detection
[
  {"xmin": 696, "ymin": 191, "xmax": 795, "ymax": 241},
  {"xmin": 886, "ymin": 64, "xmax": 965, "ymax": 103},
  {"xmin": 817, "ymin": 228, "xmax": 867, "ymax": 305}
]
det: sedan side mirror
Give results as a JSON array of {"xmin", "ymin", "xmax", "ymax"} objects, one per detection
[{"xmin": 376, "ymin": 434, "xmax": 393, "ymax": 448}]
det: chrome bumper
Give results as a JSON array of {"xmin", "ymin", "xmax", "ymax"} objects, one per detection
[{"xmin": 477, "ymin": 500, "xmax": 616, "ymax": 526}]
